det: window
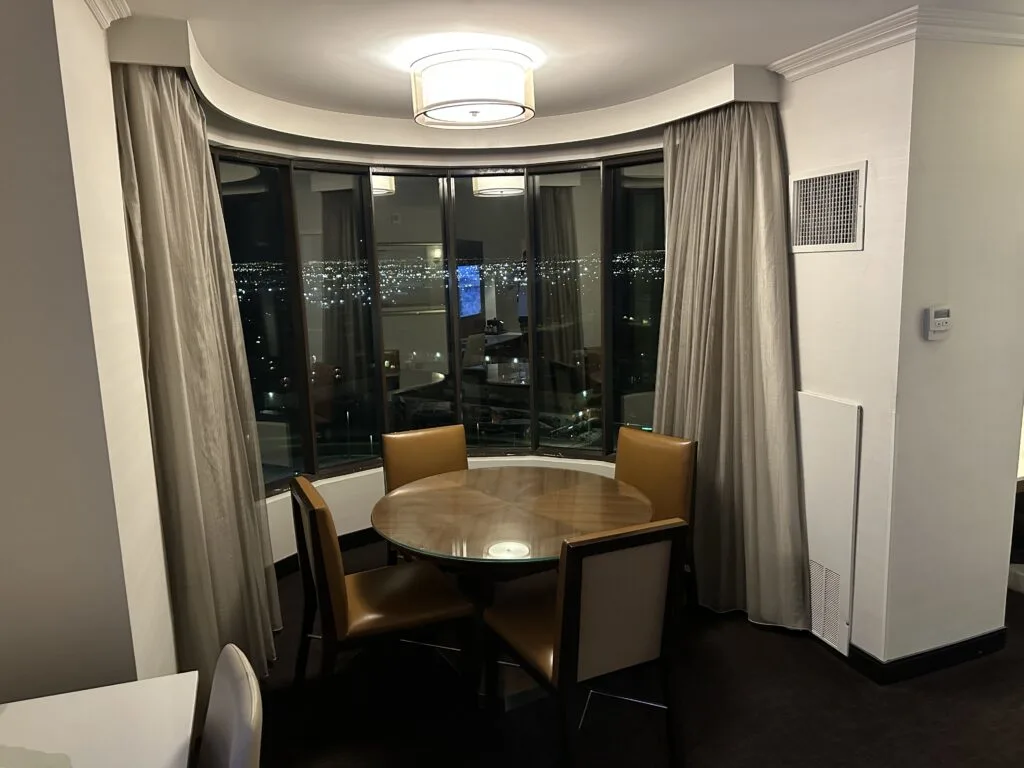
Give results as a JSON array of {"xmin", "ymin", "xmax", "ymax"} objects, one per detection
[
  {"xmin": 215, "ymin": 151, "xmax": 665, "ymax": 489},
  {"xmin": 611, "ymin": 163, "xmax": 666, "ymax": 443},
  {"xmin": 453, "ymin": 174, "xmax": 530, "ymax": 448},
  {"xmin": 219, "ymin": 160, "xmax": 306, "ymax": 483},
  {"xmin": 373, "ymin": 174, "xmax": 456, "ymax": 432},
  {"xmin": 293, "ymin": 169, "xmax": 380, "ymax": 469},
  {"xmin": 534, "ymin": 169, "xmax": 603, "ymax": 451}
]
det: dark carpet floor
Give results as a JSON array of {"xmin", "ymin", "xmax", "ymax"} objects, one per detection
[{"xmin": 261, "ymin": 540, "xmax": 1024, "ymax": 767}]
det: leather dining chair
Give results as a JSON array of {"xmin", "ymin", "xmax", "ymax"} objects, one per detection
[
  {"xmin": 290, "ymin": 476, "xmax": 473, "ymax": 684},
  {"xmin": 483, "ymin": 519, "xmax": 687, "ymax": 766},
  {"xmin": 381, "ymin": 423, "xmax": 469, "ymax": 493},
  {"xmin": 615, "ymin": 426, "xmax": 698, "ymax": 604},
  {"xmin": 196, "ymin": 644, "xmax": 262, "ymax": 768},
  {"xmin": 382, "ymin": 424, "xmax": 469, "ymax": 564}
]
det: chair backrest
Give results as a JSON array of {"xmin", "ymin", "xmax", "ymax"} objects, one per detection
[
  {"xmin": 381, "ymin": 424, "xmax": 469, "ymax": 492},
  {"xmin": 553, "ymin": 518, "xmax": 685, "ymax": 687},
  {"xmin": 614, "ymin": 427, "xmax": 696, "ymax": 523},
  {"xmin": 197, "ymin": 644, "xmax": 263, "ymax": 768},
  {"xmin": 290, "ymin": 476, "xmax": 348, "ymax": 641}
]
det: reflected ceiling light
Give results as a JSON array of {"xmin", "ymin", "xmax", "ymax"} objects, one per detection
[
  {"xmin": 622, "ymin": 163, "xmax": 665, "ymax": 189},
  {"xmin": 372, "ymin": 175, "xmax": 396, "ymax": 196},
  {"xmin": 219, "ymin": 162, "xmax": 259, "ymax": 184},
  {"xmin": 411, "ymin": 48, "xmax": 536, "ymax": 129},
  {"xmin": 309, "ymin": 172, "xmax": 355, "ymax": 193},
  {"xmin": 472, "ymin": 176, "xmax": 525, "ymax": 197},
  {"xmin": 486, "ymin": 541, "xmax": 531, "ymax": 559}
]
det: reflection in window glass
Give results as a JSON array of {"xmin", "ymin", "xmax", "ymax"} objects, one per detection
[
  {"xmin": 454, "ymin": 176, "xmax": 530, "ymax": 448},
  {"xmin": 220, "ymin": 161, "xmax": 305, "ymax": 482},
  {"xmin": 535, "ymin": 170, "xmax": 603, "ymax": 451},
  {"xmin": 611, "ymin": 163, "xmax": 665, "ymax": 444},
  {"xmin": 373, "ymin": 175, "xmax": 456, "ymax": 431},
  {"xmin": 293, "ymin": 170, "xmax": 380, "ymax": 469}
]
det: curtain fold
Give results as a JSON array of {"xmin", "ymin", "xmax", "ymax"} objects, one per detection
[
  {"xmin": 654, "ymin": 102, "xmax": 809, "ymax": 629},
  {"xmin": 537, "ymin": 186, "xmax": 583, "ymax": 365},
  {"xmin": 112, "ymin": 64, "xmax": 282, "ymax": 684},
  {"xmin": 321, "ymin": 189, "xmax": 365, "ymax": 381}
]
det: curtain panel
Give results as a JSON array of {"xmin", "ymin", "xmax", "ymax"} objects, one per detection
[
  {"xmin": 655, "ymin": 102, "xmax": 809, "ymax": 629},
  {"xmin": 112, "ymin": 64, "xmax": 282, "ymax": 685},
  {"xmin": 537, "ymin": 185, "xmax": 584, "ymax": 366}
]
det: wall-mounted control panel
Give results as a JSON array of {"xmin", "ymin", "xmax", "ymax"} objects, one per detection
[{"xmin": 924, "ymin": 306, "xmax": 952, "ymax": 341}]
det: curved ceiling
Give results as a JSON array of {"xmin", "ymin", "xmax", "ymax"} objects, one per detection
[
  {"xmin": 124, "ymin": 0, "xmax": 1021, "ymax": 151},
  {"xmin": 127, "ymin": 0, "xmax": 984, "ymax": 115}
]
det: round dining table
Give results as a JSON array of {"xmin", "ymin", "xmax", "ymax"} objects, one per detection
[{"xmin": 370, "ymin": 466, "xmax": 653, "ymax": 571}]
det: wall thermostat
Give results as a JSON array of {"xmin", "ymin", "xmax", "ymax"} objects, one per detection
[{"xmin": 924, "ymin": 306, "xmax": 952, "ymax": 341}]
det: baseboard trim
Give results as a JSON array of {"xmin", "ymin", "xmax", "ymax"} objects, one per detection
[
  {"xmin": 849, "ymin": 628, "xmax": 1006, "ymax": 684},
  {"xmin": 274, "ymin": 528, "xmax": 383, "ymax": 578}
]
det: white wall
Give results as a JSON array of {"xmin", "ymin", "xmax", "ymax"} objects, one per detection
[
  {"xmin": 885, "ymin": 39, "xmax": 1024, "ymax": 659},
  {"xmin": 781, "ymin": 42, "xmax": 916, "ymax": 660},
  {"xmin": 266, "ymin": 456, "xmax": 615, "ymax": 562},
  {"xmin": 0, "ymin": 0, "xmax": 137, "ymax": 701},
  {"xmin": 53, "ymin": 0, "xmax": 176, "ymax": 682}
]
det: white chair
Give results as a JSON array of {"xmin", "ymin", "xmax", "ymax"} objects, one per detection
[{"xmin": 196, "ymin": 644, "xmax": 263, "ymax": 768}]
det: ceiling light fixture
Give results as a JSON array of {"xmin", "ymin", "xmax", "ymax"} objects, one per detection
[
  {"xmin": 371, "ymin": 175, "xmax": 396, "ymax": 196},
  {"xmin": 411, "ymin": 49, "xmax": 536, "ymax": 129},
  {"xmin": 472, "ymin": 176, "xmax": 525, "ymax": 197}
]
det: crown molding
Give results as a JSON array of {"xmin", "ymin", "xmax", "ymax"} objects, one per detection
[
  {"xmin": 770, "ymin": 5, "xmax": 1024, "ymax": 81},
  {"xmin": 769, "ymin": 7, "xmax": 918, "ymax": 81},
  {"xmin": 85, "ymin": 0, "xmax": 131, "ymax": 29}
]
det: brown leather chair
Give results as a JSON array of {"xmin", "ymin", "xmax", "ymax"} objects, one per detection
[
  {"xmin": 290, "ymin": 476, "xmax": 473, "ymax": 683},
  {"xmin": 616, "ymin": 426, "xmax": 698, "ymax": 606},
  {"xmin": 382, "ymin": 424, "xmax": 469, "ymax": 492},
  {"xmin": 614, "ymin": 427, "xmax": 696, "ymax": 523},
  {"xmin": 483, "ymin": 519, "xmax": 686, "ymax": 765},
  {"xmin": 381, "ymin": 424, "xmax": 469, "ymax": 564}
]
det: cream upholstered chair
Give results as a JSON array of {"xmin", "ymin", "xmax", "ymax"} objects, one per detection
[
  {"xmin": 615, "ymin": 426, "xmax": 698, "ymax": 605},
  {"xmin": 290, "ymin": 477, "xmax": 473, "ymax": 683},
  {"xmin": 381, "ymin": 424, "xmax": 469, "ymax": 492},
  {"xmin": 484, "ymin": 519, "xmax": 686, "ymax": 765},
  {"xmin": 196, "ymin": 644, "xmax": 262, "ymax": 768}
]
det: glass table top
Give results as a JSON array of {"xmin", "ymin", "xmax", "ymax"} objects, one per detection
[{"xmin": 371, "ymin": 466, "xmax": 653, "ymax": 563}]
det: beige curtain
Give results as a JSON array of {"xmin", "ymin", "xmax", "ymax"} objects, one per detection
[
  {"xmin": 654, "ymin": 102, "xmax": 809, "ymax": 629},
  {"xmin": 112, "ymin": 65, "xmax": 282, "ymax": 685},
  {"xmin": 537, "ymin": 186, "xmax": 583, "ymax": 365}
]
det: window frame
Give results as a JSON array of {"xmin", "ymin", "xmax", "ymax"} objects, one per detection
[{"xmin": 214, "ymin": 148, "xmax": 664, "ymax": 493}]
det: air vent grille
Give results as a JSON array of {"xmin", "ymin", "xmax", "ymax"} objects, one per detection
[
  {"xmin": 809, "ymin": 559, "xmax": 824, "ymax": 637},
  {"xmin": 791, "ymin": 162, "xmax": 866, "ymax": 252},
  {"xmin": 810, "ymin": 559, "xmax": 846, "ymax": 651},
  {"xmin": 823, "ymin": 567, "xmax": 843, "ymax": 648}
]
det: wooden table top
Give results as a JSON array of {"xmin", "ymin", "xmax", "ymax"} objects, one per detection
[{"xmin": 371, "ymin": 466, "xmax": 653, "ymax": 564}]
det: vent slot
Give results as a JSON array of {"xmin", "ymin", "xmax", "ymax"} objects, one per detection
[
  {"xmin": 823, "ymin": 567, "xmax": 843, "ymax": 648},
  {"xmin": 809, "ymin": 559, "xmax": 825, "ymax": 637},
  {"xmin": 791, "ymin": 162, "xmax": 866, "ymax": 252}
]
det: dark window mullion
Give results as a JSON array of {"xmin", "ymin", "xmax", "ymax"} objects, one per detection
[
  {"xmin": 442, "ymin": 173, "xmax": 464, "ymax": 425},
  {"xmin": 525, "ymin": 171, "xmax": 540, "ymax": 452},
  {"xmin": 364, "ymin": 173, "xmax": 389, "ymax": 440},
  {"xmin": 282, "ymin": 164, "xmax": 318, "ymax": 475},
  {"xmin": 600, "ymin": 162, "xmax": 615, "ymax": 456}
]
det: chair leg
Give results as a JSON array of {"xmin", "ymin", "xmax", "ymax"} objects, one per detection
[
  {"xmin": 293, "ymin": 599, "xmax": 316, "ymax": 686},
  {"xmin": 662, "ymin": 656, "xmax": 684, "ymax": 767},
  {"xmin": 559, "ymin": 685, "xmax": 584, "ymax": 768},
  {"xmin": 481, "ymin": 628, "xmax": 500, "ymax": 711},
  {"xmin": 454, "ymin": 618, "xmax": 482, "ymax": 702},
  {"xmin": 320, "ymin": 637, "xmax": 339, "ymax": 681}
]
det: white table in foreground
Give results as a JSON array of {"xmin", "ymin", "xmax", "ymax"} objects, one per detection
[{"xmin": 0, "ymin": 672, "xmax": 198, "ymax": 768}]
